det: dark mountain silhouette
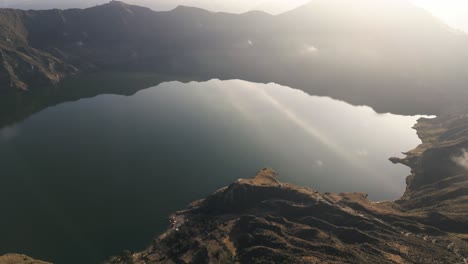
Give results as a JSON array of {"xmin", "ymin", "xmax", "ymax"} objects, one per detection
[
  {"xmin": 2, "ymin": 0, "xmax": 303, "ymax": 14},
  {"xmin": 2, "ymin": 2, "xmax": 468, "ymax": 263},
  {"xmin": 0, "ymin": 0, "xmax": 467, "ymax": 115}
]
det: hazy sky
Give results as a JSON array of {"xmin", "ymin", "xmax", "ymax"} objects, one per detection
[
  {"xmin": 270, "ymin": 0, "xmax": 468, "ymax": 33},
  {"xmin": 2, "ymin": 0, "xmax": 467, "ymax": 32},
  {"xmin": 267, "ymin": 0, "xmax": 468, "ymax": 32},
  {"xmin": 411, "ymin": 0, "xmax": 468, "ymax": 32}
]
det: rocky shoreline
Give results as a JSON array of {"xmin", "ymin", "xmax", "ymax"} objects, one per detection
[
  {"xmin": 3, "ymin": 113, "xmax": 468, "ymax": 263},
  {"xmin": 1, "ymin": 1, "xmax": 467, "ymax": 262},
  {"xmin": 100, "ymin": 114, "xmax": 468, "ymax": 264}
]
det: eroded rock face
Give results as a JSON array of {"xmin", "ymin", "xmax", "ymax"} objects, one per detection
[
  {"xmin": 101, "ymin": 112, "xmax": 468, "ymax": 264},
  {"xmin": 0, "ymin": 9, "xmax": 78, "ymax": 91},
  {"xmin": 4, "ymin": 110, "xmax": 468, "ymax": 264},
  {"xmin": 0, "ymin": 254, "xmax": 51, "ymax": 264},
  {"xmin": 391, "ymin": 114, "xmax": 468, "ymax": 234},
  {"xmin": 106, "ymin": 167, "xmax": 468, "ymax": 263}
]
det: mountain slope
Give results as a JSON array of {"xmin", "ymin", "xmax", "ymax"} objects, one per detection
[
  {"xmin": 0, "ymin": 0, "xmax": 467, "ymax": 114},
  {"xmin": 107, "ymin": 167, "xmax": 468, "ymax": 263},
  {"xmin": 0, "ymin": 9, "xmax": 78, "ymax": 90},
  {"xmin": 391, "ymin": 113, "xmax": 468, "ymax": 233},
  {"xmin": 105, "ymin": 112, "xmax": 468, "ymax": 263}
]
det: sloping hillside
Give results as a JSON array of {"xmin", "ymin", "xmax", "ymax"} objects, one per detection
[
  {"xmin": 106, "ymin": 113, "xmax": 468, "ymax": 263},
  {"xmin": 107, "ymin": 167, "xmax": 468, "ymax": 263},
  {"xmin": 0, "ymin": 1, "xmax": 467, "ymax": 115},
  {"xmin": 0, "ymin": 9, "xmax": 77, "ymax": 90}
]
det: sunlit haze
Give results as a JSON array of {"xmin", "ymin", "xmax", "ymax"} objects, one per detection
[
  {"xmin": 195, "ymin": 0, "xmax": 468, "ymax": 32},
  {"xmin": 169, "ymin": 0, "xmax": 468, "ymax": 32},
  {"xmin": 412, "ymin": 0, "xmax": 468, "ymax": 32},
  {"xmin": 1, "ymin": 0, "xmax": 468, "ymax": 262},
  {"xmin": 1, "ymin": 0, "xmax": 467, "ymax": 32}
]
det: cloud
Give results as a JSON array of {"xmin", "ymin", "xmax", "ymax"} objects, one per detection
[{"xmin": 452, "ymin": 149, "xmax": 468, "ymax": 170}]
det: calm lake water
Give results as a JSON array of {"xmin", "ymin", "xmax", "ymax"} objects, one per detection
[{"xmin": 0, "ymin": 79, "xmax": 425, "ymax": 263}]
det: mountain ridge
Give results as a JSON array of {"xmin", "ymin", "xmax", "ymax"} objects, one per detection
[
  {"xmin": 104, "ymin": 113, "xmax": 468, "ymax": 263},
  {"xmin": 1, "ymin": 2, "xmax": 468, "ymax": 263},
  {"xmin": 1, "ymin": 0, "xmax": 467, "ymax": 115}
]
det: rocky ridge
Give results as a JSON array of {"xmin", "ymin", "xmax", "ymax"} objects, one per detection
[
  {"xmin": 0, "ymin": 9, "xmax": 78, "ymax": 90},
  {"xmin": 102, "ymin": 113, "xmax": 468, "ymax": 264},
  {"xmin": 1, "ymin": 1, "xmax": 467, "ymax": 115},
  {"xmin": 1, "ymin": 1, "xmax": 468, "ymax": 263}
]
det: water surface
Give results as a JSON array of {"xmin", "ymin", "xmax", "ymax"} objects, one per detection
[{"xmin": 0, "ymin": 79, "xmax": 425, "ymax": 263}]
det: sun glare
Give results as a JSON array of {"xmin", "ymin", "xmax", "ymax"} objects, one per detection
[{"xmin": 411, "ymin": 0, "xmax": 468, "ymax": 32}]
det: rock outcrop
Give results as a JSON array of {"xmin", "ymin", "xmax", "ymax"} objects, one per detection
[
  {"xmin": 104, "ymin": 113, "xmax": 468, "ymax": 264},
  {"xmin": 0, "ymin": 254, "xmax": 51, "ymax": 264},
  {"xmin": 391, "ymin": 113, "xmax": 468, "ymax": 234},
  {"xmin": 1, "ymin": 1, "xmax": 468, "ymax": 263},
  {"xmin": 0, "ymin": 9, "xmax": 78, "ymax": 90}
]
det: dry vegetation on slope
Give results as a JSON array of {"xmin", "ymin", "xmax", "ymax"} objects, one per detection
[
  {"xmin": 103, "ymin": 113, "xmax": 468, "ymax": 264},
  {"xmin": 0, "ymin": 253, "xmax": 51, "ymax": 264},
  {"xmin": 106, "ymin": 171, "xmax": 467, "ymax": 262},
  {"xmin": 0, "ymin": 9, "xmax": 77, "ymax": 90}
]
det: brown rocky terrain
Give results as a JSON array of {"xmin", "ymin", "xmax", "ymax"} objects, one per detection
[
  {"xmin": 6, "ymin": 113, "xmax": 468, "ymax": 263},
  {"xmin": 391, "ymin": 113, "xmax": 468, "ymax": 234},
  {"xmin": 103, "ymin": 113, "xmax": 468, "ymax": 264},
  {"xmin": 2, "ymin": 1, "xmax": 468, "ymax": 263},
  {"xmin": 0, "ymin": 9, "xmax": 78, "ymax": 90},
  {"xmin": 0, "ymin": 254, "xmax": 51, "ymax": 264}
]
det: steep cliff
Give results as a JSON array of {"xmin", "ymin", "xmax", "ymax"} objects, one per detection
[
  {"xmin": 5, "ymin": 112, "xmax": 468, "ymax": 263},
  {"xmin": 390, "ymin": 113, "xmax": 468, "ymax": 234},
  {"xmin": 103, "ymin": 113, "xmax": 468, "ymax": 264},
  {"xmin": 0, "ymin": 9, "xmax": 78, "ymax": 90}
]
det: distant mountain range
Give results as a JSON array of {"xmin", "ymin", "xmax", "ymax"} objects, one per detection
[
  {"xmin": 1, "ymin": 0, "xmax": 308, "ymax": 14},
  {"xmin": 2, "ymin": 2, "xmax": 468, "ymax": 263},
  {"xmin": 0, "ymin": 0, "xmax": 467, "ymax": 115}
]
